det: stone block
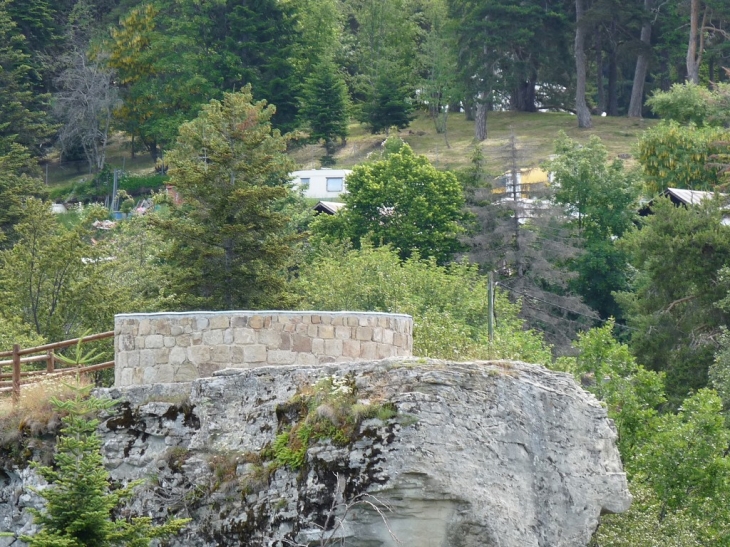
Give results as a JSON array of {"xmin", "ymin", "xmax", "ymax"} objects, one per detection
[
  {"xmin": 280, "ymin": 333, "xmax": 291, "ymax": 350},
  {"xmin": 334, "ymin": 326, "xmax": 351, "ymax": 340},
  {"xmin": 291, "ymin": 334, "xmax": 312, "ymax": 353},
  {"xmin": 146, "ymin": 335, "xmax": 164, "ymax": 349},
  {"xmin": 312, "ymin": 338, "xmax": 325, "ymax": 354},
  {"xmin": 231, "ymin": 346, "xmax": 244, "ymax": 363},
  {"xmin": 115, "ymin": 353, "xmax": 127, "ymax": 368},
  {"xmin": 382, "ymin": 329, "xmax": 394, "ymax": 345},
  {"xmin": 155, "ymin": 348, "xmax": 170, "ymax": 364},
  {"xmin": 164, "ymin": 336, "xmax": 176, "ymax": 348},
  {"xmin": 192, "ymin": 332, "xmax": 203, "ymax": 345},
  {"xmin": 332, "ymin": 316, "xmax": 343, "ymax": 326},
  {"xmin": 249, "ymin": 315, "xmax": 264, "ymax": 329},
  {"xmin": 372, "ymin": 327, "xmax": 383, "ymax": 343},
  {"xmin": 175, "ymin": 363, "xmax": 198, "ymax": 382},
  {"xmin": 268, "ymin": 350, "xmax": 296, "ymax": 365},
  {"xmin": 195, "ymin": 316, "xmax": 210, "ymax": 330},
  {"xmin": 307, "ymin": 324, "xmax": 319, "ymax": 337},
  {"xmin": 295, "ymin": 353, "xmax": 317, "ymax": 366},
  {"xmin": 156, "ymin": 322, "xmax": 171, "ymax": 335},
  {"xmin": 231, "ymin": 316, "xmax": 248, "ymax": 327},
  {"xmin": 203, "ymin": 329, "xmax": 224, "ymax": 345},
  {"xmin": 211, "ymin": 345, "xmax": 231, "ymax": 363},
  {"xmin": 311, "ymin": 315, "xmax": 321, "ymax": 324},
  {"xmin": 258, "ymin": 329, "xmax": 282, "ymax": 347},
  {"xmin": 223, "ymin": 329, "xmax": 234, "ymax": 344},
  {"xmin": 134, "ymin": 336, "xmax": 146, "ymax": 349},
  {"xmin": 119, "ymin": 334, "xmax": 135, "ymax": 351},
  {"xmin": 377, "ymin": 343, "xmax": 394, "ymax": 359},
  {"xmin": 318, "ymin": 325, "xmax": 335, "ymax": 339},
  {"xmin": 320, "ymin": 315, "xmax": 332, "ymax": 325},
  {"xmin": 209, "ymin": 315, "xmax": 230, "ymax": 329},
  {"xmin": 360, "ymin": 342, "xmax": 377, "ymax": 359},
  {"xmin": 138, "ymin": 319, "xmax": 152, "ymax": 336},
  {"xmin": 283, "ymin": 322, "xmax": 296, "ymax": 333},
  {"xmin": 177, "ymin": 334, "xmax": 192, "ymax": 347},
  {"xmin": 244, "ymin": 344, "xmax": 267, "ymax": 362},
  {"xmin": 359, "ymin": 317, "xmax": 370, "ymax": 327},
  {"xmin": 171, "ymin": 325, "xmax": 184, "ymax": 336},
  {"xmin": 393, "ymin": 333, "xmax": 405, "ymax": 347},
  {"xmin": 355, "ymin": 327, "xmax": 373, "ymax": 341},
  {"xmin": 379, "ymin": 317, "xmax": 389, "ymax": 328},
  {"xmin": 139, "ymin": 349, "xmax": 155, "ymax": 367},
  {"xmin": 343, "ymin": 339, "xmax": 361, "ymax": 358},
  {"xmin": 295, "ymin": 323, "xmax": 308, "ymax": 334},
  {"xmin": 264, "ymin": 316, "xmax": 272, "ymax": 328},
  {"xmin": 231, "ymin": 328, "xmax": 253, "ymax": 344},
  {"xmin": 187, "ymin": 346, "xmax": 211, "ymax": 365},
  {"xmin": 324, "ymin": 339, "xmax": 343, "ymax": 357},
  {"xmin": 120, "ymin": 367, "xmax": 135, "ymax": 386},
  {"xmin": 347, "ymin": 317, "xmax": 359, "ymax": 327},
  {"xmin": 169, "ymin": 346, "xmax": 187, "ymax": 365},
  {"xmin": 126, "ymin": 351, "xmax": 140, "ymax": 367}
]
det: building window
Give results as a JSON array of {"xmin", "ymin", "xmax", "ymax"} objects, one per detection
[
  {"xmin": 299, "ymin": 177, "xmax": 310, "ymax": 189},
  {"xmin": 326, "ymin": 177, "xmax": 343, "ymax": 192}
]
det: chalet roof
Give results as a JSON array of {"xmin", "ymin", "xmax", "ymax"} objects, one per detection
[
  {"xmin": 313, "ymin": 201, "xmax": 345, "ymax": 215},
  {"xmin": 665, "ymin": 188, "xmax": 717, "ymax": 206}
]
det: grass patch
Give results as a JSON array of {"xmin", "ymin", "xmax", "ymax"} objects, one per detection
[
  {"xmin": 290, "ymin": 110, "xmax": 656, "ymax": 174},
  {"xmin": 264, "ymin": 375, "xmax": 398, "ymax": 471}
]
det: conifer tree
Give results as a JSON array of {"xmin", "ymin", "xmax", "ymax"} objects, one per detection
[
  {"xmin": 22, "ymin": 385, "xmax": 188, "ymax": 546},
  {"xmin": 299, "ymin": 56, "xmax": 349, "ymax": 164}
]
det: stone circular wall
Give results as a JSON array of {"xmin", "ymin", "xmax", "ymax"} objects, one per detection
[{"xmin": 114, "ymin": 311, "xmax": 413, "ymax": 387}]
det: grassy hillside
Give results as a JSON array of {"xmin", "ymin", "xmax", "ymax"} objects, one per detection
[
  {"xmin": 291, "ymin": 111, "xmax": 657, "ymax": 176},
  {"xmin": 45, "ymin": 111, "xmax": 656, "ymax": 200}
]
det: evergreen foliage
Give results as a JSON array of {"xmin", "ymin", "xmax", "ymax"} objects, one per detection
[
  {"xmin": 299, "ymin": 56, "xmax": 349, "ymax": 162},
  {"xmin": 21, "ymin": 385, "xmax": 189, "ymax": 546},
  {"xmin": 154, "ymin": 87, "xmax": 299, "ymax": 310}
]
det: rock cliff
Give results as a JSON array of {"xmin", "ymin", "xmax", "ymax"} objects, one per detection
[{"xmin": 0, "ymin": 359, "xmax": 631, "ymax": 546}]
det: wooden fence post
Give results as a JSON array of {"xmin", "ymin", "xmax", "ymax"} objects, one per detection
[
  {"xmin": 46, "ymin": 350, "xmax": 55, "ymax": 373},
  {"xmin": 12, "ymin": 344, "xmax": 20, "ymax": 404}
]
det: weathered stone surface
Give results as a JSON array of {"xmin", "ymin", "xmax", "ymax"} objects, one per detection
[
  {"xmin": 114, "ymin": 311, "xmax": 413, "ymax": 386},
  {"xmin": 0, "ymin": 359, "xmax": 630, "ymax": 547}
]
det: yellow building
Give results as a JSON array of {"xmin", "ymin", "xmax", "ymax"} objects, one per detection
[{"xmin": 492, "ymin": 168, "xmax": 551, "ymax": 199}]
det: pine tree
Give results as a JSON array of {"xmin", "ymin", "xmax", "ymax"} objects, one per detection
[
  {"xmin": 299, "ymin": 56, "xmax": 349, "ymax": 164},
  {"xmin": 155, "ymin": 87, "xmax": 299, "ymax": 310},
  {"xmin": 360, "ymin": 62, "xmax": 414, "ymax": 134},
  {"xmin": 22, "ymin": 385, "xmax": 188, "ymax": 546}
]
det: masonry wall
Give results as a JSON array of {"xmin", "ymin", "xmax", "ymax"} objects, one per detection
[{"xmin": 114, "ymin": 311, "xmax": 413, "ymax": 387}]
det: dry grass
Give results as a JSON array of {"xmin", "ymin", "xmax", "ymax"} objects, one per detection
[
  {"xmin": 290, "ymin": 110, "xmax": 657, "ymax": 174},
  {"xmin": 0, "ymin": 375, "xmax": 93, "ymax": 446}
]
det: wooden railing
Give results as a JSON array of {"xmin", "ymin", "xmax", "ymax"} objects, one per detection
[{"xmin": 0, "ymin": 331, "xmax": 115, "ymax": 402}]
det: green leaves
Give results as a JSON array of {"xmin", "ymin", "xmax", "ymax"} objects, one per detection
[{"xmin": 312, "ymin": 141, "xmax": 467, "ymax": 265}]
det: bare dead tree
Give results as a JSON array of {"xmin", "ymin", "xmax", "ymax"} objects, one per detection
[{"xmin": 54, "ymin": 50, "xmax": 119, "ymax": 175}]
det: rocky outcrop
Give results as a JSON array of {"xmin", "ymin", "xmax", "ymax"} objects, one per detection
[{"xmin": 0, "ymin": 359, "xmax": 631, "ymax": 546}]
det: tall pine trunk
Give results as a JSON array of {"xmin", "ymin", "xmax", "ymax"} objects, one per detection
[
  {"xmin": 475, "ymin": 95, "xmax": 488, "ymax": 141},
  {"xmin": 686, "ymin": 0, "xmax": 705, "ymax": 84},
  {"xmin": 628, "ymin": 0, "xmax": 653, "ymax": 117},
  {"xmin": 607, "ymin": 44, "xmax": 619, "ymax": 116},
  {"xmin": 596, "ymin": 30, "xmax": 606, "ymax": 113},
  {"xmin": 575, "ymin": 0, "xmax": 592, "ymax": 128}
]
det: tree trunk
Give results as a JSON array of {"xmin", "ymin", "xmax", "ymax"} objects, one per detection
[
  {"xmin": 464, "ymin": 96, "xmax": 475, "ymax": 121},
  {"xmin": 596, "ymin": 29, "xmax": 606, "ymax": 114},
  {"xmin": 575, "ymin": 0, "xmax": 592, "ymax": 128},
  {"xmin": 628, "ymin": 0, "xmax": 653, "ymax": 118},
  {"xmin": 686, "ymin": 0, "xmax": 704, "ymax": 84},
  {"xmin": 448, "ymin": 100, "xmax": 461, "ymax": 114},
  {"xmin": 607, "ymin": 44, "xmax": 619, "ymax": 116},
  {"xmin": 475, "ymin": 92, "xmax": 488, "ymax": 141},
  {"xmin": 511, "ymin": 77, "xmax": 537, "ymax": 112}
]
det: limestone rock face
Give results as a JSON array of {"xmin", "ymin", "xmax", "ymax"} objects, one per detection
[{"xmin": 0, "ymin": 360, "xmax": 631, "ymax": 547}]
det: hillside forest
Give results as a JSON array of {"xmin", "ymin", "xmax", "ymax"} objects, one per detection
[{"xmin": 3, "ymin": 0, "xmax": 730, "ymax": 545}]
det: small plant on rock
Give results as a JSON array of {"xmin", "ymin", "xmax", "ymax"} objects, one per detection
[{"xmin": 20, "ymin": 382, "xmax": 189, "ymax": 546}]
